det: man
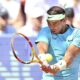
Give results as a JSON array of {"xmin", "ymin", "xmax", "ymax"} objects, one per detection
[
  {"xmin": 18, "ymin": 7, "xmax": 44, "ymax": 37},
  {"xmin": 0, "ymin": 0, "xmax": 24, "ymax": 31},
  {"xmin": 65, "ymin": 7, "xmax": 75, "ymax": 27},
  {"xmin": 36, "ymin": 6, "xmax": 80, "ymax": 80},
  {"xmin": 0, "ymin": 6, "xmax": 15, "ymax": 34}
]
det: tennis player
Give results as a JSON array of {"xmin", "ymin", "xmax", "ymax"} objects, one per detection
[{"xmin": 36, "ymin": 6, "xmax": 80, "ymax": 80}]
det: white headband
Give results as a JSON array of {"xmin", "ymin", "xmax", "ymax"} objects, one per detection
[{"xmin": 47, "ymin": 14, "xmax": 65, "ymax": 21}]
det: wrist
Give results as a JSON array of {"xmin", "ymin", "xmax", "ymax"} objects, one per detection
[
  {"xmin": 54, "ymin": 59, "xmax": 67, "ymax": 71},
  {"xmin": 49, "ymin": 64, "xmax": 60, "ymax": 75},
  {"xmin": 50, "ymin": 64, "xmax": 60, "ymax": 71}
]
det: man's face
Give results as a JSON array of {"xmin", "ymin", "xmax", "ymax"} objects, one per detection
[
  {"xmin": 0, "ymin": 17, "xmax": 8, "ymax": 27},
  {"xmin": 47, "ymin": 19, "xmax": 66, "ymax": 34}
]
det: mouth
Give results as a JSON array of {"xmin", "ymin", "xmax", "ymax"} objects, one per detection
[
  {"xmin": 51, "ymin": 29, "xmax": 58, "ymax": 34},
  {"xmin": 51, "ymin": 30, "xmax": 56, "ymax": 33}
]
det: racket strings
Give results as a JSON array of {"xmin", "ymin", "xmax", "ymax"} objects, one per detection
[{"xmin": 11, "ymin": 33, "xmax": 42, "ymax": 64}]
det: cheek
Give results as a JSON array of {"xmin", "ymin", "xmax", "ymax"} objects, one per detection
[{"xmin": 57, "ymin": 25, "xmax": 63, "ymax": 31}]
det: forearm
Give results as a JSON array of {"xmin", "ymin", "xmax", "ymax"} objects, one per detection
[
  {"xmin": 37, "ymin": 42, "xmax": 48, "ymax": 53},
  {"xmin": 36, "ymin": 42, "xmax": 49, "ymax": 62},
  {"xmin": 64, "ymin": 45, "xmax": 80, "ymax": 66}
]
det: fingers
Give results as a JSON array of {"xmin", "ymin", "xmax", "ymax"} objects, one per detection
[
  {"xmin": 40, "ymin": 64, "xmax": 60, "ymax": 75},
  {"xmin": 41, "ymin": 61, "xmax": 50, "ymax": 73},
  {"xmin": 41, "ymin": 65, "xmax": 51, "ymax": 73},
  {"xmin": 39, "ymin": 60, "xmax": 49, "ymax": 68},
  {"xmin": 41, "ymin": 64, "xmax": 53, "ymax": 73}
]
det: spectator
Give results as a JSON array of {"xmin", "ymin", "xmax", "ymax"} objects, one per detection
[
  {"xmin": 73, "ymin": 0, "xmax": 80, "ymax": 28},
  {"xmin": 24, "ymin": 0, "xmax": 59, "ymax": 27},
  {"xmin": 65, "ymin": 7, "xmax": 75, "ymax": 27},
  {"xmin": 0, "ymin": 0, "xmax": 25, "ymax": 31},
  {"xmin": 0, "ymin": 6, "xmax": 15, "ymax": 35},
  {"xmin": 18, "ymin": 7, "xmax": 44, "ymax": 37}
]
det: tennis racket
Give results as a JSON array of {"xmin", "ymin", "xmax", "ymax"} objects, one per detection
[{"xmin": 11, "ymin": 33, "xmax": 44, "ymax": 65}]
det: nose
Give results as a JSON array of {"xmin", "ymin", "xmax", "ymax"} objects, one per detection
[{"xmin": 50, "ymin": 25, "xmax": 57, "ymax": 30}]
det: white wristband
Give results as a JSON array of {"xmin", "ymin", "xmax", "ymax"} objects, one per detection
[{"xmin": 55, "ymin": 60, "xmax": 67, "ymax": 70}]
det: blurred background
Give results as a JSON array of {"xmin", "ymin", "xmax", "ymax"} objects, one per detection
[{"xmin": 0, "ymin": 0, "xmax": 80, "ymax": 80}]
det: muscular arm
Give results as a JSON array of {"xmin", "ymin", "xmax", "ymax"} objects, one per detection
[
  {"xmin": 64, "ymin": 45, "xmax": 80, "ymax": 66},
  {"xmin": 37, "ymin": 42, "xmax": 48, "ymax": 54},
  {"xmin": 64, "ymin": 29, "xmax": 80, "ymax": 66},
  {"xmin": 37, "ymin": 41, "xmax": 55, "ymax": 74}
]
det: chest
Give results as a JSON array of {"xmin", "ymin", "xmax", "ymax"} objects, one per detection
[{"xmin": 50, "ymin": 35, "xmax": 68, "ymax": 54}]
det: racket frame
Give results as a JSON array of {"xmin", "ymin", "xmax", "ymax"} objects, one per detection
[{"xmin": 11, "ymin": 33, "xmax": 43, "ymax": 65}]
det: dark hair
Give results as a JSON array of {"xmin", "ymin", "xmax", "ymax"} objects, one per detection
[
  {"xmin": 47, "ymin": 6, "xmax": 65, "ymax": 15},
  {"xmin": 65, "ymin": 8, "xmax": 74, "ymax": 18},
  {"xmin": 0, "ymin": 6, "xmax": 9, "ymax": 20}
]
